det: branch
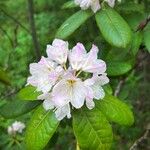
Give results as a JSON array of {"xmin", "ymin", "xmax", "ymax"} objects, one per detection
[
  {"xmin": 27, "ymin": 0, "xmax": 41, "ymax": 60},
  {"xmin": 14, "ymin": 24, "xmax": 19, "ymax": 48},
  {"xmin": 114, "ymin": 77, "xmax": 127, "ymax": 97},
  {"xmin": 136, "ymin": 15, "xmax": 150, "ymax": 32},
  {"xmin": 0, "ymin": 26, "xmax": 14, "ymax": 48},
  {"xmin": 0, "ymin": 8, "xmax": 30, "ymax": 33},
  {"xmin": 129, "ymin": 129, "xmax": 150, "ymax": 150}
]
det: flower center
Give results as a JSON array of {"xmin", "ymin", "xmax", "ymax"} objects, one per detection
[{"xmin": 67, "ymin": 80, "xmax": 76, "ymax": 86}]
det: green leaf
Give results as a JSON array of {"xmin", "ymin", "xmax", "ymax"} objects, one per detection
[
  {"xmin": 143, "ymin": 27, "xmax": 150, "ymax": 53},
  {"xmin": 73, "ymin": 107, "xmax": 113, "ymax": 150},
  {"xmin": 25, "ymin": 105, "xmax": 59, "ymax": 150},
  {"xmin": 0, "ymin": 68, "xmax": 11, "ymax": 85},
  {"xmin": 0, "ymin": 100, "xmax": 41, "ymax": 119},
  {"xmin": 107, "ymin": 61, "xmax": 132, "ymax": 76},
  {"xmin": 123, "ymin": 13, "xmax": 145, "ymax": 30},
  {"xmin": 95, "ymin": 6, "xmax": 132, "ymax": 48},
  {"xmin": 56, "ymin": 10, "xmax": 92, "ymax": 39},
  {"xmin": 117, "ymin": 2, "xmax": 145, "ymax": 14},
  {"xmin": 62, "ymin": 1, "xmax": 77, "ymax": 9},
  {"xmin": 103, "ymin": 84, "xmax": 113, "ymax": 95},
  {"xmin": 131, "ymin": 32, "xmax": 142, "ymax": 55},
  {"xmin": 96, "ymin": 94, "xmax": 134, "ymax": 126},
  {"xmin": 17, "ymin": 85, "xmax": 41, "ymax": 101}
]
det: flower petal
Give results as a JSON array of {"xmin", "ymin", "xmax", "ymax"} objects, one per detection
[
  {"xmin": 91, "ymin": 0, "xmax": 101, "ymax": 13},
  {"xmin": 82, "ymin": 45, "xmax": 106, "ymax": 74},
  {"xmin": 105, "ymin": 0, "xmax": 115, "ymax": 7},
  {"xmin": 69, "ymin": 43, "xmax": 86, "ymax": 71},
  {"xmin": 85, "ymin": 86, "xmax": 95, "ymax": 109},
  {"xmin": 75, "ymin": 0, "xmax": 91, "ymax": 10},
  {"xmin": 43, "ymin": 99, "xmax": 54, "ymax": 110},
  {"xmin": 55, "ymin": 104, "xmax": 71, "ymax": 121},
  {"xmin": 46, "ymin": 39, "xmax": 68, "ymax": 64},
  {"xmin": 93, "ymin": 85, "xmax": 105, "ymax": 99},
  {"xmin": 93, "ymin": 74, "xmax": 110, "ymax": 86},
  {"xmin": 27, "ymin": 57, "xmax": 63, "ymax": 93},
  {"xmin": 70, "ymin": 81, "xmax": 87, "ymax": 108},
  {"xmin": 86, "ymin": 98, "xmax": 95, "ymax": 109}
]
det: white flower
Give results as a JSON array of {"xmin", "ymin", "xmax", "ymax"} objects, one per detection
[
  {"xmin": 27, "ymin": 39, "xmax": 109, "ymax": 121},
  {"xmin": 75, "ymin": 0, "xmax": 100, "ymax": 13},
  {"xmin": 84, "ymin": 73, "xmax": 109, "ymax": 109},
  {"xmin": 69, "ymin": 43, "xmax": 106, "ymax": 74},
  {"xmin": 27, "ymin": 56, "xmax": 64, "ymax": 93},
  {"xmin": 105, "ymin": 0, "xmax": 121, "ymax": 7},
  {"xmin": 52, "ymin": 73, "xmax": 87, "ymax": 109},
  {"xmin": 69, "ymin": 43, "xmax": 86, "ymax": 71},
  {"xmin": 46, "ymin": 39, "xmax": 69, "ymax": 65},
  {"xmin": 8, "ymin": 121, "xmax": 25, "ymax": 135},
  {"xmin": 38, "ymin": 93, "xmax": 71, "ymax": 121},
  {"xmin": 74, "ymin": 0, "xmax": 121, "ymax": 12}
]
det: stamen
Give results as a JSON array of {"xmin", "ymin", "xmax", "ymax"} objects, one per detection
[
  {"xmin": 67, "ymin": 80, "xmax": 76, "ymax": 85},
  {"xmin": 63, "ymin": 64, "xmax": 67, "ymax": 70}
]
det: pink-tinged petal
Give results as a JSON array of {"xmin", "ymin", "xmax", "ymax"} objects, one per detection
[
  {"xmin": 38, "ymin": 93, "xmax": 51, "ymax": 100},
  {"xmin": 43, "ymin": 99, "xmax": 54, "ymax": 110},
  {"xmin": 38, "ymin": 93, "xmax": 55, "ymax": 110},
  {"xmin": 88, "ymin": 44, "xmax": 99, "ymax": 60},
  {"xmin": 29, "ymin": 63, "xmax": 41, "ymax": 75},
  {"xmin": 52, "ymin": 93, "xmax": 69, "ymax": 107},
  {"xmin": 39, "ymin": 56, "xmax": 56, "ymax": 69},
  {"xmin": 36, "ymin": 77, "xmax": 53, "ymax": 93},
  {"xmin": 93, "ymin": 85, "xmax": 105, "ymax": 99},
  {"xmin": 86, "ymin": 98, "xmax": 95, "ymax": 109},
  {"xmin": 52, "ymin": 79, "xmax": 71, "ymax": 107},
  {"xmin": 27, "ymin": 56, "xmax": 63, "ymax": 93},
  {"xmin": 92, "ymin": 74, "xmax": 109, "ymax": 86},
  {"xmin": 82, "ymin": 45, "xmax": 106, "ymax": 74},
  {"xmin": 46, "ymin": 39, "xmax": 68, "ymax": 64},
  {"xmin": 27, "ymin": 76, "xmax": 37, "ymax": 86},
  {"xmin": 83, "ymin": 59, "xmax": 106, "ymax": 74},
  {"xmin": 84, "ymin": 84, "xmax": 95, "ymax": 109},
  {"xmin": 55, "ymin": 104, "xmax": 71, "ymax": 121},
  {"xmin": 69, "ymin": 43, "xmax": 86, "ymax": 71},
  {"xmin": 11, "ymin": 121, "xmax": 25, "ymax": 133},
  {"xmin": 75, "ymin": 0, "xmax": 91, "ymax": 9},
  {"xmin": 52, "ymin": 39, "xmax": 68, "ymax": 48},
  {"xmin": 84, "ymin": 78, "xmax": 95, "ymax": 86},
  {"xmin": 106, "ymin": 0, "xmax": 115, "ymax": 7},
  {"xmin": 52, "ymin": 79, "xmax": 70, "ymax": 96},
  {"xmin": 70, "ymin": 81, "xmax": 87, "ymax": 108},
  {"xmin": 91, "ymin": 0, "xmax": 101, "ymax": 13}
]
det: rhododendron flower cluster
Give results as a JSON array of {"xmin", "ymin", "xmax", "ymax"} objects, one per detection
[
  {"xmin": 27, "ymin": 39, "xmax": 109, "ymax": 120},
  {"xmin": 74, "ymin": 0, "xmax": 121, "ymax": 13},
  {"xmin": 8, "ymin": 121, "xmax": 25, "ymax": 135}
]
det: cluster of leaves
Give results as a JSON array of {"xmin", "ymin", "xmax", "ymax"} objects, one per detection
[{"xmin": 0, "ymin": 0, "xmax": 150, "ymax": 149}]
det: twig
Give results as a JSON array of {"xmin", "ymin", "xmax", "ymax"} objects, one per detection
[
  {"xmin": 27, "ymin": 0, "xmax": 41, "ymax": 60},
  {"xmin": 0, "ymin": 26, "xmax": 14, "ymax": 47},
  {"xmin": 0, "ymin": 89, "xmax": 19, "ymax": 101},
  {"xmin": 129, "ymin": 129, "xmax": 150, "ymax": 150},
  {"xmin": 136, "ymin": 16, "xmax": 150, "ymax": 32},
  {"xmin": 0, "ymin": 8, "xmax": 30, "ymax": 33},
  {"xmin": 114, "ymin": 78, "xmax": 127, "ymax": 97},
  {"xmin": 14, "ymin": 24, "xmax": 19, "ymax": 48}
]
